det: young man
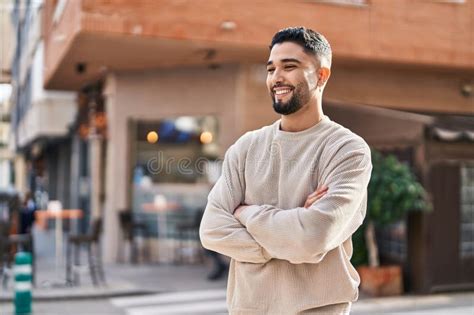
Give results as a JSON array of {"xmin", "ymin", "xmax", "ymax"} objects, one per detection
[{"xmin": 200, "ymin": 27, "xmax": 372, "ymax": 314}]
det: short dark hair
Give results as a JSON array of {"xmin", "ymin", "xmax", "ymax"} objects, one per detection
[{"xmin": 270, "ymin": 26, "xmax": 332, "ymax": 65}]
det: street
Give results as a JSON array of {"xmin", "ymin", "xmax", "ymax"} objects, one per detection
[{"xmin": 1, "ymin": 290, "xmax": 472, "ymax": 315}]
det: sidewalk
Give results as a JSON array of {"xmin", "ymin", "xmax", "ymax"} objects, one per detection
[
  {"xmin": 0, "ymin": 257, "xmax": 227, "ymax": 301},
  {"xmin": 1, "ymin": 227, "xmax": 226, "ymax": 301},
  {"xmin": 353, "ymin": 292, "xmax": 474, "ymax": 314},
  {"xmin": 1, "ymin": 255, "xmax": 473, "ymax": 313},
  {"xmin": 1, "ymin": 228, "xmax": 472, "ymax": 314}
]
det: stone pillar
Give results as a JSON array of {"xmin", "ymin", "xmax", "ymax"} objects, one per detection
[
  {"xmin": 69, "ymin": 134, "xmax": 81, "ymax": 209},
  {"xmin": 14, "ymin": 154, "xmax": 27, "ymax": 194},
  {"xmin": 0, "ymin": 159, "xmax": 10, "ymax": 188},
  {"xmin": 102, "ymin": 74, "xmax": 121, "ymax": 263},
  {"xmin": 88, "ymin": 95, "xmax": 103, "ymax": 221}
]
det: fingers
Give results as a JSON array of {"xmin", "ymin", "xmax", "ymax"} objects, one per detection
[
  {"xmin": 306, "ymin": 189, "xmax": 327, "ymax": 206},
  {"xmin": 304, "ymin": 196, "xmax": 320, "ymax": 208},
  {"xmin": 304, "ymin": 200, "xmax": 312, "ymax": 208},
  {"xmin": 233, "ymin": 204, "xmax": 244, "ymax": 215},
  {"xmin": 307, "ymin": 186, "xmax": 328, "ymax": 199},
  {"xmin": 304, "ymin": 188, "xmax": 328, "ymax": 208}
]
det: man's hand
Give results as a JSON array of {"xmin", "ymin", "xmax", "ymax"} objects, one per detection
[
  {"xmin": 234, "ymin": 204, "xmax": 250, "ymax": 219},
  {"xmin": 304, "ymin": 186, "xmax": 328, "ymax": 208}
]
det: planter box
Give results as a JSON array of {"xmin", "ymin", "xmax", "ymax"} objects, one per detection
[{"xmin": 357, "ymin": 265, "xmax": 403, "ymax": 296}]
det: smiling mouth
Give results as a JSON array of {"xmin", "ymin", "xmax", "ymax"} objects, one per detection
[{"xmin": 273, "ymin": 87, "xmax": 293, "ymax": 98}]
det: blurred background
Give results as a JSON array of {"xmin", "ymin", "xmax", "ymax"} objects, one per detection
[{"xmin": 0, "ymin": 0, "xmax": 473, "ymax": 314}]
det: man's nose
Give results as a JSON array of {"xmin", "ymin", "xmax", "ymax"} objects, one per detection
[{"xmin": 270, "ymin": 68, "xmax": 284, "ymax": 85}]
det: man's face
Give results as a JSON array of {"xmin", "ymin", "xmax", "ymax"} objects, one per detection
[{"xmin": 266, "ymin": 42, "xmax": 319, "ymax": 115}]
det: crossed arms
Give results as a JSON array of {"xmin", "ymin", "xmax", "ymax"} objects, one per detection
[{"xmin": 199, "ymin": 139, "xmax": 372, "ymax": 264}]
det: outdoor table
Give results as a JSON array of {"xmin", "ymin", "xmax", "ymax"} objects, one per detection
[
  {"xmin": 142, "ymin": 202, "xmax": 180, "ymax": 263},
  {"xmin": 34, "ymin": 209, "xmax": 83, "ymax": 281}
]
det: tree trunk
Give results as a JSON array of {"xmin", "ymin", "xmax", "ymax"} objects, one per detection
[{"xmin": 365, "ymin": 221, "xmax": 380, "ymax": 267}]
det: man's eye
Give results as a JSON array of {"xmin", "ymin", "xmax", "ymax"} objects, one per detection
[
  {"xmin": 267, "ymin": 68, "xmax": 275, "ymax": 73},
  {"xmin": 285, "ymin": 65, "xmax": 296, "ymax": 70}
]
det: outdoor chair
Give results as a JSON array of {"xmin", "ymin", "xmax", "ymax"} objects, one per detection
[
  {"xmin": 118, "ymin": 210, "xmax": 150, "ymax": 264},
  {"xmin": 173, "ymin": 209, "xmax": 205, "ymax": 264},
  {"xmin": 65, "ymin": 218, "xmax": 105, "ymax": 286}
]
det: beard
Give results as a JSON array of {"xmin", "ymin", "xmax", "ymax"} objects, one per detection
[{"xmin": 271, "ymin": 83, "xmax": 309, "ymax": 115}]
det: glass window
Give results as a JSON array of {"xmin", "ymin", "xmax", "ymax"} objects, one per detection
[
  {"xmin": 131, "ymin": 115, "xmax": 221, "ymax": 247},
  {"xmin": 460, "ymin": 164, "xmax": 474, "ymax": 258},
  {"xmin": 378, "ymin": 221, "xmax": 407, "ymax": 262},
  {"xmin": 134, "ymin": 116, "xmax": 219, "ymax": 184},
  {"xmin": 304, "ymin": 0, "xmax": 368, "ymax": 7},
  {"xmin": 431, "ymin": 0, "xmax": 465, "ymax": 4}
]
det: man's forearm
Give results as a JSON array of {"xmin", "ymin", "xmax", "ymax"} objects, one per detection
[
  {"xmin": 199, "ymin": 134, "xmax": 272, "ymax": 264},
  {"xmin": 234, "ymin": 202, "xmax": 364, "ymax": 264},
  {"xmin": 234, "ymin": 148, "xmax": 372, "ymax": 264},
  {"xmin": 200, "ymin": 201, "xmax": 271, "ymax": 264}
]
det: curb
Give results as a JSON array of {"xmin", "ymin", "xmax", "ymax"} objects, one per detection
[{"xmin": 0, "ymin": 283, "xmax": 159, "ymax": 302}]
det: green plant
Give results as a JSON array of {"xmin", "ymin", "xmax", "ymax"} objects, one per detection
[
  {"xmin": 362, "ymin": 149, "xmax": 430, "ymax": 267},
  {"xmin": 351, "ymin": 225, "xmax": 368, "ymax": 267}
]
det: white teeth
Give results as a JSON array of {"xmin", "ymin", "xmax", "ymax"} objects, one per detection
[{"xmin": 275, "ymin": 89, "xmax": 291, "ymax": 95}]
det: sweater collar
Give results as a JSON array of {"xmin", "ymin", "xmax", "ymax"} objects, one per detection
[{"xmin": 274, "ymin": 115, "xmax": 331, "ymax": 140}]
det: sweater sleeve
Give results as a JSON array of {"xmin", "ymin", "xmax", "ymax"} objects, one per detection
[
  {"xmin": 199, "ymin": 136, "xmax": 272, "ymax": 264},
  {"xmin": 237, "ymin": 142, "xmax": 372, "ymax": 264}
]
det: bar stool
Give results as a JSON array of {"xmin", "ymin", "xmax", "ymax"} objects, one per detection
[
  {"xmin": 66, "ymin": 218, "xmax": 105, "ymax": 286},
  {"xmin": 118, "ymin": 210, "xmax": 150, "ymax": 263}
]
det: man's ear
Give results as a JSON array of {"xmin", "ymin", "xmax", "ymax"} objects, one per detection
[{"xmin": 318, "ymin": 67, "xmax": 331, "ymax": 87}]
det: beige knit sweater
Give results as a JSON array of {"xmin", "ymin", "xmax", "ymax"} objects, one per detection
[{"xmin": 199, "ymin": 115, "xmax": 372, "ymax": 315}]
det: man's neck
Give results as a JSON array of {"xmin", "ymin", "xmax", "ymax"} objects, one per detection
[{"xmin": 280, "ymin": 102, "xmax": 323, "ymax": 132}]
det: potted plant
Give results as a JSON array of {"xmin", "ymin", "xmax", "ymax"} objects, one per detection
[{"xmin": 356, "ymin": 150, "xmax": 430, "ymax": 296}]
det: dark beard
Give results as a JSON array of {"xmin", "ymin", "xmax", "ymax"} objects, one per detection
[{"xmin": 272, "ymin": 85, "xmax": 305, "ymax": 115}]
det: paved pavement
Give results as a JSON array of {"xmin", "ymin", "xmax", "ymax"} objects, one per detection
[
  {"xmin": 109, "ymin": 290, "xmax": 474, "ymax": 315},
  {"xmin": 0, "ymin": 228, "xmax": 472, "ymax": 314},
  {"xmin": 1, "ymin": 289, "xmax": 473, "ymax": 315},
  {"xmin": 353, "ymin": 292, "xmax": 474, "ymax": 314},
  {"xmin": 0, "ymin": 257, "xmax": 227, "ymax": 301},
  {"xmin": 110, "ymin": 289, "xmax": 228, "ymax": 315},
  {"xmin": 2, "ymin": 261, "xmax": 473, "ymax": 315},
  {"xmin": 1, "ymin": 227, "xmax": 227, "ymax": 301}
]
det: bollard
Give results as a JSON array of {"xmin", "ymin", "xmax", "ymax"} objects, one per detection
[{"xmin": 13, "ymin": 252, "xmax": 32, "ymax": 315}]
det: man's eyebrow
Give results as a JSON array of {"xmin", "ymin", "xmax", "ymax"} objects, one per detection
[
  {"xmin": 281, "ymin": 58, "xmax": 301, "ymax": 64},
  {"xmin": 267, "ymin": 58, "xmax": 302, "ymax": 66}
]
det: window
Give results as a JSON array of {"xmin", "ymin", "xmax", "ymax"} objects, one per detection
[
  {"xmin": 52, "ymin": 0, "xmax": 67, "ymax": 24},
  {"xmin": 431, "ymin": 0, "xmax": 465, "ymax": 4},
  {"xmin": 131, "ymin": 116, "xmax": 220, "ymax": 242},
  {"xmin": 304, "ymin": 0, "xmax": 368, "ymax": 7},
  {"xmin": 378, "ymin": 221, "xmax": 407, "ymax": 262},
  {"xmin": 134, "ymin": 116, "xmax": 219, "ymax": 184},
  {"xmin": 460, "ymin": 164, "xmax": 474, "ymax": 258}
]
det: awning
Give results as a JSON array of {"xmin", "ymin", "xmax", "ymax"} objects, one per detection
[
  {"xmin": 324, "ymin": 101, "xmax": 474, "ymax": 147},
  {"xmin": 324, "ymin": 101, "xmax": 433, "ymax": 148},
  {"xmin": 430, "ymin": 116, "xmax": 474, "ymax": 142}
]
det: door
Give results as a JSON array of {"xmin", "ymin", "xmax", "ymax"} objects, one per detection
[{"xmin": 428, "ymin": 162, "xmax": 474, "ymax": 291}]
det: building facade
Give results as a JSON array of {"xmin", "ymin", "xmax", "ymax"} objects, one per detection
[
  {"xmin": 1, "ymin": 0, "xmax": 15, "ymax": 189},
  {"xmin": 41, "ymin": 0, "xmax": 473, "ymax": 293},
  {"xmin": 8, "ymin": 0, "xmax": 77, "ymax": 207}
]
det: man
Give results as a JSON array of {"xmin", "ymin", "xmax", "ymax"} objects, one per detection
[{"xmin": 200, "ymin": 27, "xmax": 372, "ymax": 314}]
